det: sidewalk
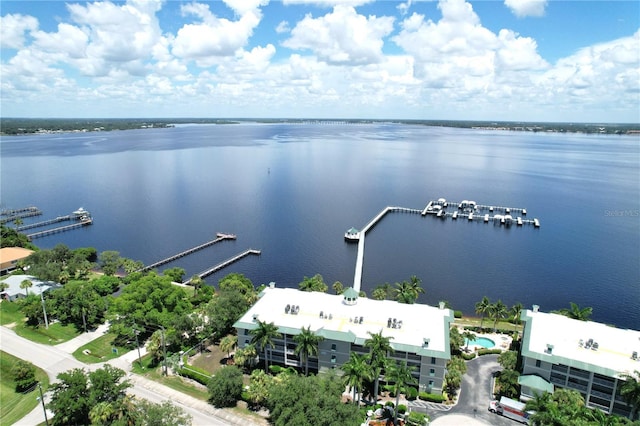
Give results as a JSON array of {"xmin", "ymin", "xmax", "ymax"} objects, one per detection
[{"xmin": 54, "ymin": 321, "xmax": 110, "ymax": 353}]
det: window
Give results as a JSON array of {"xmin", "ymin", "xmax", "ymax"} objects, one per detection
[
  {"xmin": 331, "ymin": 344, "xmax": 336, "ymax": 352},
  {"xmin": 429, "ymin": 368, "xmax": 435, "ymax": 377},
  {"xmin": 431, "ymin": 357, "xmax": 436, "ymax": 364},
  {"xmin": 535, "ymin": 360, "xmax": 542, "ymax": 368},
  {"xmin": 244, "ymin": 329, "xmax": 249, "ymax": 335},
  {"xmin": 428, "ymin": 380, "xmax": 434, "ymax": 390},
  {"xmin": 331, "ymin": 355, "xmax": 336, "ymax": 364}
]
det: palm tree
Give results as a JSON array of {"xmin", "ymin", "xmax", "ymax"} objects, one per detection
[
  {"xmin": 89, "ymin": 401, "xmax": 115, "ymax": 425},
  {"xmin": 250, "ymin": 320, "xmax": 281, "ymax": 372},
  {"xmin": 341, "ymin": 352, "xmax": 371, "ymax": 405},
  {"xmin": 555, "ymin": 302, "xmax": 593, "ymax": 321},
  {"xmin": 219, "ymin": 334, "xmax": 238, "ymax": 360},
  {"xmin": 510, "ymin": 302, "xmax": 523, "ymax": 332},
  {"xmin": 394, "ymin": 281, "xmax": 415, "ymax": 304},
  {"xmin": 490, "ymin": 299, "xmax": 508, "ymax": 332},
  {"xmin": 365, "ymin": 330, "xmax": 394, "ymax": 403},
  {"xmin": 386, "ymin": 360, "xmax": 418, "ymax": 425},
  {"xmin": 475, "ymin": 296, "xmax": 491, "ymax": 330},
  {"xmin": 332, "ymin": 281, "xmax": 344, "ymax": 295},
  {"xmin": 20, "ymin": 279, "xmax": 33, "ymax": 296},
  {"xmin": 293, "ymin": 326, "xmax": 324, "ymax": 376},
  {"xmin": 408, "ymin": 275, "xmax": 425, "ymax": 299},
  {"xmin": 189, "ymin": 275, "xmax": 204, "ymax": 297},
  {"xmin": 620, "ymin": 370, "xmax": 640, "ymax": 420},
  {"xmin": 461, "ymin": 330, "xmax": 476, "ymax": 352}
]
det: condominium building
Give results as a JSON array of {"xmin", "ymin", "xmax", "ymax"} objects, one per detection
[
  {"xmin": 234, "ymin": 285, "xmax": 454, "ymax": 393},
  {"xmin": 520, "ymin": 306, "xmax": 640, "ymax": 418}
]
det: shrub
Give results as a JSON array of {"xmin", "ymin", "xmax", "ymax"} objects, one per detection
[
  {"xmin": 418, "ymin": 392, "xmax": 446, "ymax": 403},
  {"xmin": 11, "ymin": 360, "xmax": 36, "ymax": 392},
  {"xmin": 385, "ymin": 401, "xmax": 395, "ymax": 407},
  {"xmin": 269, "ymin": 365, "xmax": 283, "ymax": 374},
  {"xmin": 453, "ymin": 310, "xmax": 463, "ymax": 318},
  {"xmin": 397, "ymin": 404, "xmax": 407, "ymax": 414},
  {"xmin": 406, "ymin": 386, "xmax": 419, "ymax": 400},
  {"xmin": 207, "ymin": 366, "xmax": 243, "ymax": 407},
  {"xmin": 177, "ymin": 365, "xmax": 211, "ymax": 386},
  {"xmin": 478, "ymin": 349, "xmax": 502, "ymax": 356},
  {"xmin": 406, "ymin": 411, "xmax": 428, "ymax": 426},
  {"xmin": 461, "ymin": 352, "xmax": 477, "ymax": 360}
]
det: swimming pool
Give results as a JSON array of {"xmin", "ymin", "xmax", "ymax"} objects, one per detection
[{"xmin": 465, "ymin": 336, "xmax": 496, "ymax": 349}]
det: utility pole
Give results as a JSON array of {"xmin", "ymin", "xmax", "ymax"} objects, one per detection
[
  {"xmin": 133, "ymin": 323, "xmax": 143, "ymax": 368},
  {"xmin": 40, "ymin": 291, "xmax": 49, "ymax": 329},
  {"xmin": 82, "ymin": 307, "xmax": 87, "ymax": 333},
  {"xmin": 160, "ymin": 326, "xmax": 168, "ymax": 375},
  {"xmin": 37, "ymin": 382, "xmax": 49, "ymax": 426}
]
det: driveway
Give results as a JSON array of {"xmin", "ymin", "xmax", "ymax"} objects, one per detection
[
  {"xmin": 411, "ymin": 354, "xmax": 518, "ymax": 426},
  {"xmin": 1, "ymin": 326, "xmax": 264, "ymax": 426}
]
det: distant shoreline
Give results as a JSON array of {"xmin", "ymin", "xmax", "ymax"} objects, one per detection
[{"xmin": 1, "ymin": 117, "xmax": 639, "ymax": 136}]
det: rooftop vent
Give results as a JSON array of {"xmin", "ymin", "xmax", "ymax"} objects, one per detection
[
  {"xmin": 545, "ymin": 344, "xmax": 554, "ymax": 354},
  {"xmin": 319, "ymin": 311, "xmax": 324, "ymax": 319},
  {"xmin": 439, "ymin": 301, "xmax": 446, "ymax": 310},
  {"xmin": 632, "ymin": 351, "xmax": 638, "ymax": 361},
  {"xmin": 252, "ymin": 314, "xmax": 259, "ymax": 322},
  {"xmin": 269, "ymin": 282, "xmax": 276, "ymax": 288},
  {"xmin": 285, "ymin": 304, "xmax": 291, "ymax": 314},
  {"xmin": 533, "ymin": 305, "xmax": 540, "ymax": 312},
  {"xmin": 423, "ymin": 338, "xmax": 430, "ymax": 348}
]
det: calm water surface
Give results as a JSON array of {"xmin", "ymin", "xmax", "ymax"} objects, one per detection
[{"xmin": 1, "ymin": 123, "xmax": 638, "ymax": 330}]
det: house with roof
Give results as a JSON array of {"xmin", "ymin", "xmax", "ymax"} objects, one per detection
[
  {"xmin": 519, "ymin": 306, "xmax": 640, "ymax": 418},
  {"xmin": 0, "ymin": 247, "xmax": 34, "ymax": 275},
  {"xmin": 234, "ymin": 285, "xmax": 454, "ymax": 394},
  {"xmin": 0, "ymin": 274, "xmax": 61, "ymax": 301}
]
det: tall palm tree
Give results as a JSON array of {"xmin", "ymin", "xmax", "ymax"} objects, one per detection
[
  {"xmin": 20, "ymin": 279, "xmax": 33, "ymax": 296},
  {"xmin": 332, "ymin": 281, "xmax": 344, "ymax": 295},
  {"xmin": 293, "ymin": 325, "xmax": 324, "ymax": 376},
  {"xmin": 189, "ymin": 275, "xmax": 204, "ymax": 297},
  {"xmin": 620, "ymin": 370, "xmax": 640, "ymax": 420},
  {"xmin": 365, "ymin": 330, "xmax": 394, "ymax": 403},
  {"xmin": 556, "ymin": 302, "xmax": 593, "ymax": 321},
  {"xmin": 341, "ymin": 352, "xmax": 371, "ymax": 405},
  {"xmin": 219, "ymin": 334, "xmax": 238, "ymax": 360},
  {"xmin": 510, "ymin": 302, "xmax": 523, "ymax": 332},
  {"xmin": 475, "ymin": 296, "xmax": 491, "ymax": 330},
  {"xmin": 491, "ymin": 300, "xmax": 508, "ymax": 332},
  {"xmin": 408, "ymin": 275, "xmax": 425, "ymax": 299},
  {"xmin": 394, "ymin": 281, "xmax": 415, "ymax": 304},
  {"xmin": 250, "ymin": 320, "xmax": 281, "ymax": 372},
  {"xmin": 386, "ymin": 360, "xmax": 418, "ymax": 425},
  {"xmin": 461, "ymin": 330, "xmax": 476, "ymax": 352}
]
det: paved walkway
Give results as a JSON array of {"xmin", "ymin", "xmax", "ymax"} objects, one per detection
[{"xmin": 54, "ymin": 322, "xmax": 110, "ymax": 353}]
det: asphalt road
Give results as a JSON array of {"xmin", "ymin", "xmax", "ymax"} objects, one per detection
[{"xmin": 0, "ymin": 326, "xmax": 258, "ymax": 426}]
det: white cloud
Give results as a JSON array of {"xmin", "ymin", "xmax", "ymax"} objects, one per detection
[
  {"xmin": 172, "ymin": 2, "xmax": 263, "ymax": 59},
  {"xmin": 283, "ymin": 0, "xmax": 372, "ymax": 6},
  {"xmin": 504, "ymin": 0, "xmax": 547, "ymax": 18},
  {"xmin": 282, "ymin": 5, "xmax": 394, "ymax": 65},
  {"xmin": 276, "ymin": 21, "xmax": 290, "ymax": 34},
  {"xmin": 0, "ymin": 14, "xmax": 38, "ymax": 49}
]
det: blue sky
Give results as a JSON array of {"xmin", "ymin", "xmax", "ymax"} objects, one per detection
[{"xmin": 1, "ymin": 0, "xmax": 638, "ymax": 122}]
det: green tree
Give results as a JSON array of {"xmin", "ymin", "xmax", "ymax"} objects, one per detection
[
  {"xmin": 11, "ymin": 359, "xmax": 36, "ymax": 392},
  {"xmin": 219, "ymin": 334, "xmax": 238, "ymax": 359},
  {"xmin": 189, "ymin": 275, "xmax": 204, "ymax": 297},
  {"xmin": 461, "ymin": 330, "xmax": 476, "ymax": 352},
  {"xmin": 163, "ymin": 267, "xmax": 186, "ymax": 283},
  {"xmin": 88, "ymin": 401, "xmax": 115, "ymax": 425},
  {"xmin": 332, "ymin": 281, "xmax": 344, "ymax": 295},
  {"xmin": 51, "ymin": 281, "xmax": 106, "ymax": 330},
  {"xmin": 20, "ymin": 279, "xmax": 33, "ymax": 296},
  {"xmin": 234, "ymin": 343, "xmax": 258, "ymax": 371},
  {"xmin": 48, "ymin": 368, "xmax": 91, "ymax": 425},
  {"xmin": 134, "ymin": 399, "xmax": 192, "ymax": 426},
  {"xmin": 387, "ymin": 360, "xmax": 418, "ymax": 424},
  {"xmin": 555, "ymin": 302, "xmax": 593, "ymax": 321},
  {"xmin": 341, "ymin": 352, "xmax": 371, "ymax": 405},
  {"xmin": 0, "ymin": 225, "xmax": 37, "ymax": 249},
  {"xmin": 365, "ymin": 329, "xmax": 394, "ymax": 403},
  {"xmin": 250, "ymin": 320, "xmax": 282, "ymax": 372},
  {"xmin": 293, "ymin": 326, "xmax": 324, "ymax": 376},
  {"xmin": 620, "ymin": 370, "xmax": 640, "ymax": 420},
  {"xmin": 510, "ymin": 302, "xmax": 524, "ymax": 327},
  {"xmin": 122, "ymin": 258, "xmax": 144, "ymax": 275},
  {"xmin": 490, "ymin": 299, "xmax": 508, "ymax": 332},
  {"xmin": 408, "ymin": 275, "xmax": 425, "ymax": 299},
  {"xmin": 298, "ymin": 274, "xmax": 328, "ymax": 293},
  {"xmin": 496, "ymin": 368, "xmax": 520, "ymax": 399},
  {"xmin": 394, "ymin": 280, "xmax": 416, "ymax": 304},
  {"xmin": 475, "ymin": 296, "xmax": 491, "ymax": 330},
  {"xmin": 497, "ymin": 350, "xmax": 518, "ymax": 371},
  {"xmin": 372, "ymin": 287, "xmax": 387, "ymax": 300},
  {"xmin": 449, "ymin": 327, "xmax": 464, "ymax": 354},
  {"xmin": 203, "ymin": 288, "xmax": 251, "ymax": 340},
  {"xmin": 99, "ymin": 250, "xmax": 122, "ymax": 276},
  {"xmin": 207, "ymin": 365, "xmax": 243, "ymax": 407},
  {"xmin": 218, "ymin": 272, "xmax": 256, "ymax": 304}
]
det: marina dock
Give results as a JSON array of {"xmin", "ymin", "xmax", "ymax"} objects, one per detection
[
  {"xmin": 17, "ymin": 214, "xmax": 77, "ymax": 231},
  {"xmin": 348, "ymin": 198, "xmax": 541, "ymax": 292},
  {"xmin": 184, "ymin": 249, "xmax": 261, "ymax": 284},
  {"xmin": 139, "ymin": 233, "xmax": 236, "ymax": 273},
  {"xmin": 0, "ymin": 207, "xmax": 43, "ymax": 224}
]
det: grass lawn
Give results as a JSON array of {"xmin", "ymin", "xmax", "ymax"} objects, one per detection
[
  {"xmin": 0, "ymin": 301, "xmax": 24, "ymax": 326},
  {"xmin": 454, "ymin": 316, "xmax": 523, "ymax": 334},
  {"xmin": 14, "ymin": 321, "xmax": 80, "ymax": 345},
  {"xmin": 0, "ymin": 351, "xmax": 50, "ymax": 426},
  {"xmin": 132, "ymin": 354, "xmax": 209, "ymax": 401},
  {"xmin": 72, "ymin": 332, "xmax": 132, "ymax": 363}
]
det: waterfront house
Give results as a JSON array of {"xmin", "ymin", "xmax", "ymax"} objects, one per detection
[
  {"xmin": 520, "ymin": 306, "xmax": 640, "ymax": 418},
  {"xmin": 234, "ymin": 285, "xmax": 454, "ymax": 394},
  {"xmin": 0, "ymin": 247, "xmax": 34, "ymax": 276},
  {"xmin": 0, "ymin": 274, "xmax": 61, "ymax": 301}
]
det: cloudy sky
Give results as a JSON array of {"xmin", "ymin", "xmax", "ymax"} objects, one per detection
[{"xmin": 1, "ymin": 0, "xmax": 639, "ymax": 122}]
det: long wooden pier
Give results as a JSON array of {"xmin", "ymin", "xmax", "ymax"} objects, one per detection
[
  {"xmin": 27, "ymin": 218, "xmax": 93, "ymax": 239},
  {"xmin": 17, "ymin": 215, "xmax": 73, "ymax": 231},
  {"xmin": 139, "ymin": 233, "xmax": 236, "ymax": 273},
  {"xmin": 0, "ymin": 208, "xmax": 43, "ymax": 224},
  {"xmin": 184, "ymin": 249, "xmax": 261, "ymax": 284},
  {"xmin": 1, "ymin": 206, "xmax": 39, "ymax": 216}
]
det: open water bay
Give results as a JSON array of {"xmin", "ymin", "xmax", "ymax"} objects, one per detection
[{"xmin": 1, "ymin": 123, "xmax": 638, "ymax": 330}]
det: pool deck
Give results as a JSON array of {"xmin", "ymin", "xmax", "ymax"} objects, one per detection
[{"xmin": 462, "ymin": 331, "xmax": 512, "ymax": 352}]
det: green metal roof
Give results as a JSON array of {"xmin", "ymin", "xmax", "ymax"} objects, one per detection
[
  {"xmin": 518, "ymin": 375, "xmax": 554, "ymax": 394},
  {"xmin": 343, "ymin": 287, "xmax": 359, "ymax": 299}
]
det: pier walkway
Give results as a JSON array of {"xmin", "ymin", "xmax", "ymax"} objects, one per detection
[
  {"xmin": 27, "ymin": 218, "xmax": 93, "ymax": 239},
  {"xmin": 184, "ymin": 249, "xmax": 261, "ymax": 284},
  {"xmin": 17, "ymin": 215, "xmax": 73, "ymax": 231},
  {"xmin": 0, "ymin": 208, "xmax": 43, "ymax": 224},
  {"xmin": 350, "ymin": 198, "xmax": 540, "ymax": 292},
  {"xmin": 139, "ymin": 233, "xmax": 236, "ymax": 273}
]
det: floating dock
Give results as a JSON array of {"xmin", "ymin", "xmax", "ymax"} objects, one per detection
[
  {"xmin": 139, "ymin": 233, "xmax": 236, "ymax": 273},
  {"xmin": 184, "ymin": 249, "xmax": 261, "ymax": 284},
  {"xmin": 0, "ymin": 207, "xmax": 43, "ymax": 224},
  {"xmin": 347, "ymin": 198, "xmax": 541, "ymax": 292}
]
